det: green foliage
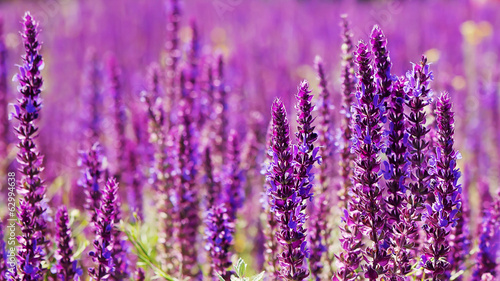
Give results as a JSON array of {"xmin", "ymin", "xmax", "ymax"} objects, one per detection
[{"xmin": 218, "ymin": 258, "xmax": 265, "ymax": 281}]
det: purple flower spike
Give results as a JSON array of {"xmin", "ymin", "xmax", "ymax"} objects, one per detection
[
  {"xmin": 348, "ymin": 40, "xmax": 389, "ymax": 280},
  {"xmin": 385, "ymin": 78, "xmax": 418, "ymax": 279},
  {"xmin": 267, "ymin": 98, "xmax": 309, "ymax": 281},
  {"xmin": 422, "ymin": 92, "xmax": 462, "ymax": 280},
  {"xmin": 405, "ymin": 56, "xmax": 433, "ymax": 214},
  {"xmin": 370, "ymin": 25, "xmax": 393, "ymax": 101},
  {"xmin": 55, "ymin": 206, "xmax": 82, "ymax": 281},
  {"xmin": 263, "ymin": 119, "xmax": 280, "ymax": 279},
  {"xmin": 203, "ymin": 147, "xmax": 220, "ymax": 206},
  {"xmin": 88, "ymin": 178, "xmax": 119, "ymax": 281},
  {"xmin": 224, "ymin": 129, "xmax": 244, "ymax": 222},
  {"xmin": 472, "ymin": 188, "xmax": 500, "ymax": 281},
  {"xmin": 0, "ymin": 18, "xmax": 9, "ymax": 158},
  {"xmin": 78, "ymin": 143, "xmax": 105, "ymax": 226},
  {"xmin": 82, "ymin": 49, "xmax": 103, "ymax": 142},
  {"xmin": 338, "ymin": 15, "xmax": 356, "ymax": 208},
  {"xmin": 294, "ymin": 80, "xmax": 318, "ymax": 203},
  {"xmin": 334, "ymin": 209, "xmax": 362, "ymax": 281},
  {"xmin": 141, "ymin": 63, "xmax": 177, "ymax": 273},
  {"xmin": 312, "ymin": 57, "xmax": 334, "ymax": 279},
  {"xmin": 174, "ymin": 99, "xmax": 201, "ymax": 279},
  {"xmin": 205, "ymin": 204, "xmax": 235, "ymax": 281},
  {"xmin": 13, "ymin": 12, "xmax": 49, "ymax": 280}
]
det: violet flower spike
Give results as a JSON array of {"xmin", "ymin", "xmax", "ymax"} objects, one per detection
[
  {"xmin": 472, "ymin": 188, "xmax": 500, "ymax": 281},
  {"xmin": 88, "ymin": 178, "xmax": 119, "ymax": 281},
  {"xmin": 333, "ymin": 209, "xmax": 363, "ymax": 281},
  {"xmin": 205, "ymin": 204, "xmax": 235, "ymax": 281},
  {"xmin": 141, "ymin": 63, "xmax": 177, "ymax": 274},
  {"xmin": 370, "ymin": 25, "xmax": 393, "ymax": 101},
  {"xmin": 107, "ymin": 56, "xmax": 127, "ymax": 182},
  {"xmin": 82, "ymin": 49, "xmax": 102, "ymax": 142},
  {"xmin": 267, "ymin": 98, "xmax": 309, "ymax": 281},
  {"xmin": 78, "ymin": 143, "xmax": 105, "ymax": 226},
  {"xmin": 310, "ymin": 59, "xmax": 332, "ymax": 279},
  {"xmin": 405, "ymin": 56, "xmax": 433, "ymax": 214},
  {"xmin": 13, "ymin": 12, "xmax": 49, "ymax": 280},
  {"xmin": 385, "ymin": 78, "xmax": 417, "ymax": 278},
  {"xmin": 224, "ymin": 129, "xmax": 244, "ymax": 222},
  {"xmin": 350, "ymin": 40, "xmax": 389, "ymax": 280},
  {"xmin": 422, "ymin": 92, "xmax": 462, "ymax": 280},
  {"xmin": 55, "ymin": 206, "xmax": 82, "ymax": 281},
  {"xmin": 263, "ymin": 119, "xmax": 280, "ymax": 280},
  {"xmin": 338, "ymin": 15, "xmax": 356, "ymax": 208},
  {"xmin": 110, "ymin": 193, "xmax": 129, "ymax": 281},
  {"xmin": 174, "ymin": 99, "xmax": 201, "ymax": 279}
]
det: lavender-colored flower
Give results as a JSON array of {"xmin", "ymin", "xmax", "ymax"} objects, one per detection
[
  {"xmin": 349, "ymin": 40, "xmax": 389, "ymax": 280},
  {"xmin": 134, "ymin": 268, "xmax": 145, "ymax": 281},
  {"xmin": 78, "ymin": 143, "xmax": 105, "ymax": 226},
  {"xmin": 165, "ymin": 0, "xmax": 181, "ymax": 86},
  {"xmin": 333, "ymin": 209, "xmax": 363, "ymax": 281},
  {"xmin": 224, "ymin": 129, "xmax": 244, "ymax": 222},
  {"xmin": 338, "ymin": 15, "xmax": 356, "ymax": 208},
  {"xmin": 88, "ymin": 178, "xmax": 119, "ymax": 281},
  {"xmin": 174, "ymin": 99, "xmax": 201, "ymax": 279},
  {"xmin": 472, "ymin": 188, "xmax": 499, "ymax": 281},
  {"xmin": 205, "ymin": 204, "xmax": 235, "ymax": 281},
  {"xmin": 405, "ymin": 56, "xmax": 433, "ymax": 213},
  {"xmin": 107, "ymin": 56, "xmax": 127, "ymax": 182},
  {"xmin": 422, "ymin": 92, "xmax": 462, "ymax": 280},
  {"xmin": 385, "ymin": 78, "xmax": 417, "ymax": 279},
  {"xmin": 110, "ymin": 197, "xmax": 129, "ymax": 281},
  {"xmin": 141, "ymin": 63, "xmax": 177, "ymax": 273},
  {"xmin": 263, "ymin": 119, "xmax": 280, "ymax": 280},
  {"xmin": 203, "ymin": 147, "xmax": 219, "ymax": 206},
  {"xmin": 448, "ymin": 177, "xmax": 471, "ymax": 281},
  {"xmin": 82, "ymin": 49, "xmax": 103, "ymax": 142},
  {"xmin": 0, "ymin": 18, "xmax": 8, "ymax": 158},
  {"xmin": 212, "ymin": 55, "xmax": 229, "ymax": 164},
  {"xmin": 12, "ymin": 12, "xmax": 49, "ymax": 280},
  {"xmin": 370, "ymin": 25, "xmax": 393, "ymax": 101},
  {"xmin": 55, "ymin": 206, "xmax": 82, "ymax": 281},
  {"xmin": 294, "ymin": 80, "xmax": 319, "ymax": 202},
  {"xmin": 267, "ymin": 98, "xmax": 309, "ymax": 281}
]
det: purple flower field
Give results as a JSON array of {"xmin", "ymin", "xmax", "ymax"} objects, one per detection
[{"xmin": 0, "ymin": 0, "xmax": 500, "ymax": 280}]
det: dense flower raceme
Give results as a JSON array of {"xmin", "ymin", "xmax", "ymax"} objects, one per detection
[
  {"xmin": 338, "ymin": 15, "xmax": 356, "ymax": 208},
  {"xmin": 82, "ymin": 49, "xmax": 103, "ymax": 142},
  {"xmin": 88, "ymin": 178, "xmax": 119, "ymax": 281},
  {"xmin": 205, "ymin": 204, "xmax": 235, "ymax": 281},
  {"xmin": 224, "ymin": 129, "xmax": 244, "ymax": 222},
  {"xmin": 405, "ymin": 56, "xmax": 433, "ymax": 215},
  {"xmin": 174, "ymin": 99, "xmax": 201, "ymax": 279},
  {"xmin": 54, "ymin": 206, "xmax": 82, "ymax": 281},
  {"xmin": 308, "ymin": 56, "xmax": 333, "ymax": 280},
  {"xmin": 350, "ymin": 40, "xmax": 389, "ymax": 280},
  {"xmin": 422, "ymin": 92, "xmax": 462, "ymax": 280},
  {"xmin": 12, "ymin": 12, "xmax": 49, "ymax": 281},
  {"xmin": 78, "ymin": 143, "xmax": 105, "ymax": 226},
  {"xmin": 472, "ymin": 188, "xmax": 500, "ymax": 281},
  {"xmin": 267, "ymin": 93, "xmax": 318, "ymax": 281},
  {"xmin": 384, "ymin": 78, "xmax": 418, "ymax": 279}
]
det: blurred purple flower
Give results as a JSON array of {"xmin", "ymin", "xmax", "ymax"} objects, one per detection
[
  {"xmin": 205, "ymin": 204, "xmax": 235, "ymax": 281},
  {"xmin": 55, "ymin": 206, "xmax": 82, "ymax": 281}
]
